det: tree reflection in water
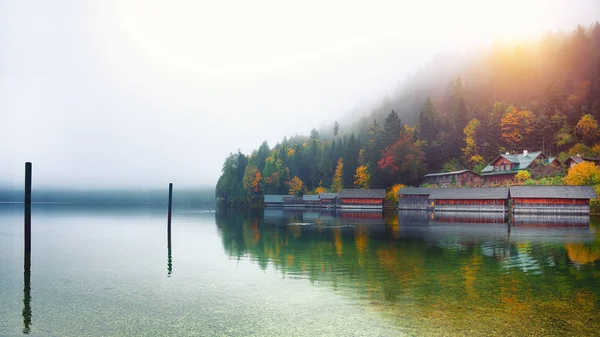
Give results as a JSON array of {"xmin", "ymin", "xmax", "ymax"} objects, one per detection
[{"xmin": 216, "ymin": 209, "xmax": 600, "ymax": 336}]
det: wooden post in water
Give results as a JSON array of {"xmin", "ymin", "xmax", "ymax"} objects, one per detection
[
  {"xmin": 24, "ymin": 162, "xmax": 32, "ymax": 253},
  {"xmin": 167, "ymin": 183, "xmax": 173, "ymax": 232},
  {"xmin": 23, "ymin": 162, "xmax": 32, "ymax": 333},
  {"xmin": 167, "ymin": 183, "xmax": 173, "ymax": 276}
]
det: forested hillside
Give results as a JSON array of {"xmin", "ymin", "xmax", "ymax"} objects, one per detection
[{"xmin": 216, "ymin": 23, "xmax": 600, "ymax": 208}]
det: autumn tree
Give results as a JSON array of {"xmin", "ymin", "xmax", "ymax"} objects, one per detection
[
  {"xmin": 331, "ymin": 158, "xmax": 343, "ymax": 192},
  {"xmin": 287, "ymin": 176, "xmax": 305, "ymax": 196},
  {"xmin": 314, "ymin": 185, "xmax": 327, "ymax": 195},
  {"xmin": 378, "ymin": 133, "xmax": 425, "ymax": 185},
  {"xmin": 385, "ymin": 184, "xmax": 405, "ymax": 206},
  {"xmin": 242, "ymin": 163, "xmax": 262, "ymax": 194},
  {"xmin": 576, "ymin": 114, "xmax": 598, "ymax": 145},
  {"xmin": 354, "ymin": 165, "xmax": 370, "ymax": 189},
  {"xmin": 514, "ymin": 170, "xmax": 531, "ymax": 183},
  {"xmin": 564, "ymin": 161, "xmax": 600, "ymax": 185},
  {"xmin": 462, "ymin": 118, "xmax": 482, "ymax": 166},
  {"xmin": 499, "ymin": 106, "xmax": 534, "ymax": 151}
]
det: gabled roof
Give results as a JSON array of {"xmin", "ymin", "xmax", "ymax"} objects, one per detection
[
  {"xmin": 509, "ymin": 185, "xmax": 598, "ymax": 199},
  {"xmin": 264, "ymin": 195, "xmax": 287, "ymax": 203},
  {"xmin": 398, "ymin": 187, "xmax": 433, "ymax": 195},
  {"xmin": 302, "ymin": 195, "xmax": 320, "ymax": 201},
  {"xmin": 429, "ymin": 187, "xmax": 509, "ymax": 200},
  {"xmin": 338, "ymin": 189, "xmax": 385, "ymax": 199},
  {"xmin": 564, "ymin": 156, "xmax": 600, "ymax": 164},
  {"xmin": 319, "ymin": 193, "xmax": 338, "ymax": 199},
  {"xmin": 423, "ymin": 170, "xmax": 478, "ymax": 178},
  {"xmin": 481, "ymin": 151, "xmax": 544, "ymax": 175}
]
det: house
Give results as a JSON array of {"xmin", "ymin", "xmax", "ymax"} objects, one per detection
[
  {"xmin": 563, "ymin": 154, "xmax": 600, "ymax": 168},
  {"xmin": 397, "ymin": 187, "xmax": 433, "ymax": 210},
  {"xmin": 264, "ymin": 195, "xmax": 287, "ymax": 207},
  {"xmin": 302, "ymin": 195, "xmax": 321, "ymax": 207},
  {"xmin": 509, "ymin": 185, "xmax": 597, "ymax": 214},
  {"xmin": 480, "ymin": 150, "xmax": 560, "ymax": 184},
  {"xmin": 428, "ymin": 187, "xmax": 509, "ymax": 212},
  {"xmin": 337, "ymin": 189, "xmax": 385, "ymax": 209},
  {"xmin": 319, "ymin": 193, "xmax": 338, "ymax": 207},
  {"xmin": 422, "ymin": 170, "xmax": 481, "ymax": 187}
]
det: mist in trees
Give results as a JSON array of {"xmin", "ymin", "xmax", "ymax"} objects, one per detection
[{"xmin": 216, "ymin": 23, "xmax": 600, "ymax": 207}]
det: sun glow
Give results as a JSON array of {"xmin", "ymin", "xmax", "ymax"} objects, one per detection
[{"xmin": 101, "ymin": 0, "xmax": 561, "ymax": 94}]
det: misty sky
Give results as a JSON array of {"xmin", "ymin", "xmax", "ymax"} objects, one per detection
[{"xmin": 2, "ymin": 0, "xmax": 599, "ymax": 189}]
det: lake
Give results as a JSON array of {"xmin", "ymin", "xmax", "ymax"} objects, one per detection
[{"xmin": 1, "ymin": 204, "xmax": 599, "ymax": 336}]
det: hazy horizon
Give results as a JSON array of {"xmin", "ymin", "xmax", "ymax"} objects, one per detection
[{"xmin": 2, "ymin": 0, "xmax": 599, "ymax": 189}]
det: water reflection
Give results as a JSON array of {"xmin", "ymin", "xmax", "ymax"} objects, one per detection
[
  {"xmin": 216, "ymin": 209, "xmax": 600, "ymax": 335},
  {"xmin": 167, "ymin": 225, "xmax": 173, "ymax": 277}
]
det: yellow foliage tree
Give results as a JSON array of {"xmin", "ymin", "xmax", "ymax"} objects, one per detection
[
  {"xmin": 564, "ymin": 161, "xmax": 600, "ymax": 186},
  {"xmin": 514, "ymin": 170, "xmax": 531, "ymax": 183},
  {"xmin": 314, "ymin": 186, "xmax": 327, "ymax": 195},
  {"xmin": 354, "ymin": 165, "xmax": 370, "ymax": 189},
  {"xmin": 462, "ymin": 118, "xmax": 481, "ymax": 165},
  {"xmin": 331, "ymin": 158, "xmax": 343, "ymax": 192},
  {"xmin": 385, "ymin": 183, "xmax": 405, "ymax": 205},
  {"xmin": 287, "ymin": 176, "xmax": 304, "ymax": 196}
]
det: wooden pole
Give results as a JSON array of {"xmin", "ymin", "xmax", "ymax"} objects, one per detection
[
  {"xmin": 167, "ymin": 183, "xmax": 173, "ymax": 231},
  {"xmin": 167, "ymin": 183, "xmax": 173, "ymax": 277},
  {"xmin": 24, "ymin": 162, "xmax": 31, "ymax": 253},
  {"xmin": 23, "ymin": 162, "xmax": 32, "ymax": 333}
]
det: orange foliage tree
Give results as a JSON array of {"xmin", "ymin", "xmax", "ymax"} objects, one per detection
[
  {"xmin": 576, "ymin": 114, "xmax": 598, "ymax": 145},
  {"xmin": 242, "ymin": 164, "xmax": 262, "ymax": 194},
  {"xmin": 378, "ymin": 133, "xmax": 425, "ymax": 185},
  {"xmin": 499, "ymin": 106, "xmax": 534, "ymax": 150}
]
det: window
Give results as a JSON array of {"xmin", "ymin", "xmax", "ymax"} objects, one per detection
[{"xmin": 505, "ymin": 164, "xmax": 510, "ymax": 171}]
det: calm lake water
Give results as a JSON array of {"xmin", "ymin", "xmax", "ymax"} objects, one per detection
[{"xmin": 1, "ymin": 204, "xmax": 599, "ymax": 336}]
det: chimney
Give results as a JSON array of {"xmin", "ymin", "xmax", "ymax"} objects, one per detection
[
  {"xmin": 505, "ymin": 152, "xmax": 509, "ymax": 155},
  {"xmin": 577, "ymin": 153, "xmax": 582, "ymax": 158},
  {"xmin": 523, "ymin": 150, "xmax": 528, "ymax": 156}
]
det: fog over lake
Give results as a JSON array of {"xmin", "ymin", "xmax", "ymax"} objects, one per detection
[{"xmin": 2, "ymin": 0, "xmax": 599, "ymax": 189}]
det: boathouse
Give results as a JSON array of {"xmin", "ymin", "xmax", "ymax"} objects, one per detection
[
  {"xmin": 302, "ymin": 195, "xmax": 321, "ymax": 207},
  {"xmin": 397, "ymin": 187, "xmax": 432, "ymax": 210},
  {"xmin": 338, "ymin": 189, "xmax": 385, "ymax": 209},
  {"xmin": 319, "ymin": 193, "xmax": 338, "ymax": 207},
  {"xmin": 509, "ymin": 185, "xmax": 597, "ymax": 214},
  {"xmin": 264, "ymin": 195, "xmax": 287, "ymax": 207},
  {"xmin": 422, "ymin": 170, "xmax": 481, "ymax": 187},
  {"xmin": 428, "ymin": 187, "xmax": 509, "ymax": 212},
  {"xmin": 282, "ymin": 196, "xmax": 303, "ymax": 207}
]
